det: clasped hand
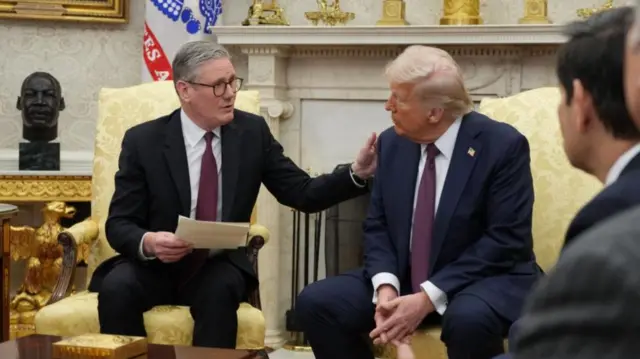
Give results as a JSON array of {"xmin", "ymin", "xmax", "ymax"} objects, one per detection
[
  {"xmin": 143, "ymin": 231, "xmax": 193, "ymax": 262},
  {"xmin": 370, "ymin": 287, "xmax": 434, "ymax": 345}
]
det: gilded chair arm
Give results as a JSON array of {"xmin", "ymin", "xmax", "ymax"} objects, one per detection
[
  {"xmin": 246, "ymin": 223, "xmax": 270, "ymax": 310},
  {"xmin": 48, "ymin": 219, "xmax": 100, "ymax": 305}
]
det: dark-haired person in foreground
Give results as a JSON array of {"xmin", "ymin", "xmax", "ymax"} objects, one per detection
[{"xmin": 497, "ymin": 6, "xmax": 640, "ymax": 358}]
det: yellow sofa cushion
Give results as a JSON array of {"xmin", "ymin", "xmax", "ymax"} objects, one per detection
[
  {"xmin": 34, "ymin": 291, "xmax": 265, "ymax": 349},
  {"xmin": 376, "ymin": 87, "xmax": 603, "ymax": 359}
]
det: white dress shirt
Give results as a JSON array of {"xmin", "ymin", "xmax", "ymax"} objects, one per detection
[
  {"xmin": 604, "ymin": 143, "xmax": 640, "ymax": 186},
  {"xmin": 138, "ymin": 110, "xmax": 222, "ymax": 259},
  {"xmin": 371, "ymin": 118, "xmax": 462, "ymax": 315}
]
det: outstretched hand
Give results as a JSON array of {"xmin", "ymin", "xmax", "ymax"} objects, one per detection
[{"xmin": 351, "ymin": 132, "xmax": 378, "ymax": 179}]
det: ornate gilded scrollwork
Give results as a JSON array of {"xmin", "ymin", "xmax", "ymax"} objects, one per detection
[
  {"xmin": 577, "ymin": 0, "xmax": 613, "ymax": 19},
  {"xmin": 9, "ymin": 201, "xmax": 82, "ymax": 337},
  {"xmin": 242, "ymin": 0, "xmax": 289, "ymax": 26},
  {"xmin": 305, "ymin": 0, "xmax": 355, "ymax": 26}
]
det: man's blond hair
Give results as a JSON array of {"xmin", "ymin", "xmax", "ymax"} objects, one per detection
[{"xmin": 384, "ymin": 45, "xmax": 473, "ymax": 117}]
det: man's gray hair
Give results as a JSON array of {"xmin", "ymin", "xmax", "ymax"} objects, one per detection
[{"xmin": 172, "ymin": 40, "xmax": 230, "ymax": 85}]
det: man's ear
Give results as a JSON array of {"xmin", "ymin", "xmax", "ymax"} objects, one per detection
[
  {"xmin": 175, "ymin": 81, "xmax": 189, "ymax": 103},
  {"xmin": 572, "ymin": 79, "xmax": 592, "ymax": 133},
  {"xmin": 16, "ymin": 96, "xmax": 22, "ymax": 110},
  {"xmin": 427, "ymin": 108, "xmax": 444, "ymax": 124},
  {"xmin": 59, "ymin": 97, "xmax": 66, "ymax": 111}
]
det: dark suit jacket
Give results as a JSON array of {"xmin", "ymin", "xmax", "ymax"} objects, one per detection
[
  {"xmin": 513, "ymin": 204, "xmax": 640, "ymax": 359},
  {"xmin": 563, "ymin": 152, "xmax": 640, "ymax": 249},
  {"xmin": 503, "ymin": 151, "xmax": 640, "ymax": 357},
  {"xmin": 88, "ymin": 108, "xmax": 368, "ymax": 292},
  {"xmin": 364, "ymin": 111, "xmax": 539, "ymax": 322}
]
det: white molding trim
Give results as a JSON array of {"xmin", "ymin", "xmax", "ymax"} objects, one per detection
[
  {"xmin": 0, "ymin": 149, "xmax": 93, "ymax": 173},
  {"xmin": 213, "ymin": 25, "xmax": 566, "ymax": 46}
]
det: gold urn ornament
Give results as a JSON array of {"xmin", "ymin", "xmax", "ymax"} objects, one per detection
[{"xmin": 440, "ymin": 0, "xmax": 482, "ymax": 25}]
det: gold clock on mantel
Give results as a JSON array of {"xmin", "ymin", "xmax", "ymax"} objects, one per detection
[
  {"xmin": 519, "ymin": 0, "xmax": 551, "ymax": 24},
  {"xmin": 376, "ymin": 0, "xmax": 409, "ymax": 26}
]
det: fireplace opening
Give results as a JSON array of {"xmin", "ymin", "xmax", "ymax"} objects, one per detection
[{"xmin": 324, "ymin": 183, "xmax": 372, "ymax": 277}]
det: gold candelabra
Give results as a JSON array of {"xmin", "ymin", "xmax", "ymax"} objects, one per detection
[
  {"xmin": 305, "ymin": 0, "xmax": 355, "ymax": 26},
  {"xmin": 440, "ymin": 0, "xmax": 482, "ymax": 25},
  {"xmin": 376, "ymin": 0, "xmax": 408, "ymax": 26},
  {"xmin": 242, "ymin": 0, "xmax": 289, "ymax": 26},
  {"xmin": 577, "ymin": 0, "xmax": 613, "ymax": 19},
  {"xmin": 519, "ymin": 0, "xmax": 551, "ymax": 24}
]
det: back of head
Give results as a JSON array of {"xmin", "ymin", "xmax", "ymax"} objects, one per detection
[
  {"xmin": 625, "ymin": 1, "xmax": 640, "ymax": 124},
  {"xmin": 557, "ymin": 6, "xmax": 639, "ymax": 140},
  {"xmin": 384, "ymin": 45, "xmax": 473, "ymax": 118}
]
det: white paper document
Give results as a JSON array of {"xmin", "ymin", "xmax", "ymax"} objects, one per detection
[{"xmin": 175, "ymin": 215, "xmax": 250, "ymax": 249}]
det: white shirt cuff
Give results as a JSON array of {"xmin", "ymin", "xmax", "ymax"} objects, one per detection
[
  {"xmin": 349, "ymin": 165, "xmax": 367, "ymax": 188},
  {"xmin": 420, "ymin": 281, "xmax": 448, "ymax": 315},
  {"xmin": 371, "ymin": 272, "xmax": 400, "ymax": 304},
  {"xmin": 139, "ymin": 232, "xmax": 156, "ymax": 260}
]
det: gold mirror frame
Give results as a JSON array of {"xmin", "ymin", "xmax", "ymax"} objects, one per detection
[{"xmin": 0, "ymin": 0, "xmax": 128, "ymax": 23}]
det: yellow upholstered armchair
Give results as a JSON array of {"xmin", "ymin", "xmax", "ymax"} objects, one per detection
[
  {"xmin": 33, "ymin": 81, "xmax": 270, "ymax": 350},
  {"xmin": 376, "ymin": 87, "xmax": 603, "ymax": 358}
]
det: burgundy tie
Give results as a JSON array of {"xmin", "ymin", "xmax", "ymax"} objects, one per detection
[
  {"xmin": 181, "ymin": 131, "xmax": 218, "ymax": 284},
  {"xmin": 411, "ymin": 143, "xmax": 439, "ymax": 293}
]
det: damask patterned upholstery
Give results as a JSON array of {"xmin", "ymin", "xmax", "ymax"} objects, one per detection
[
  {"xmin": 376, "ymin": 87, "xmax": 603, "ymax": 359},
  {"xmin": 34, "ymin": 81, "xmax": 268, "ymax": 349}
]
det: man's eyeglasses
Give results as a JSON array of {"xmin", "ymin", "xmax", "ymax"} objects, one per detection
[{"xmin": 188, "ymin": 78, "xmax": 243, "ymax": 97}]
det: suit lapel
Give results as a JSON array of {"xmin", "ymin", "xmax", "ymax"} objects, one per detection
[
  {"xmin": 163, "ymin": 110, "xmax": 191, "ymax": 216},
  {"xmin": 221, "ymin": 119, "xmax": 243, "ymax": 221},
  {"xmin": 430, "ymin": 115, "xmax": 482, "ymax": 274}
]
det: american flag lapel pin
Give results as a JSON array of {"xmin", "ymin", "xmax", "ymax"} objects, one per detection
[{"xmin": 467, "ymin": 147, "xmax": 476, "ymax": 157}]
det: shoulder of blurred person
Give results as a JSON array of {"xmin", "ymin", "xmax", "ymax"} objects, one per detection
[{"xmin": 513, "ymin": 204, "xmax": 640, "ymax": 359}]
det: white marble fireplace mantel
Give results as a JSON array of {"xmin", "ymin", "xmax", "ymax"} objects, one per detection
[{"xmin": 213, "ymin": 24, "xmax": 566, "ymax": 45}]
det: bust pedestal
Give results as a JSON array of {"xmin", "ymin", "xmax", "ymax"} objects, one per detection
[{"xmin": 19, "ymin": 142, "xmax": 60, "ymax": 171}]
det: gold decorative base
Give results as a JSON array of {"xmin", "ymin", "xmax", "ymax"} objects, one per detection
[
  {"xmin": 376, "ymin": 0, "xmax": 408, "ymax": 26},
  {"xmin": 282, "ymin": 332, "xmax": 312, "ymax": 352},
  {"xmin": 518, "ymin": 15, "xmax": 550, "ymax": 24},
  {"xmin": 305, "ymin": 11, "xmax": 354, "ymax": 26},
  {"xmin": 10, "ymin": 323, "xmax": 35, "ymax": 340},
  {"xmin": 10, "ymin": 309, "xmax": 36, "ymax": 340},
  {"xmin": 439, "ymin": 17, "xmax": 482, "ymax": 25},
  {"xmin": 282, "ymin": 341, "xmax": 313, "ymax": 352}
]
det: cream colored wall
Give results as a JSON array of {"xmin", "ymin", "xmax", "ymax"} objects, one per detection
[
  {"xmin": 0, "ymin": 1, "xmax": 144, "ymax": 152},
  {"xmin": 0, "ymin": 0, "xmax": 629, "ymax": 152}
]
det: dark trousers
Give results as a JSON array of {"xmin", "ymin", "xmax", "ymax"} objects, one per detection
[
  {"xmin": 295, "ymin": 268, "xmax": 511, "ymax": 359},
  {"xmin": 97, "ymin": 255, "xmax": 248, "ymax": 348}
]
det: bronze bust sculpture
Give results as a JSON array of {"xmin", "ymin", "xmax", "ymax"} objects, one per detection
[{"xmin": 16, "ymin": 72, "xmax": 64, "ymax": 170}]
